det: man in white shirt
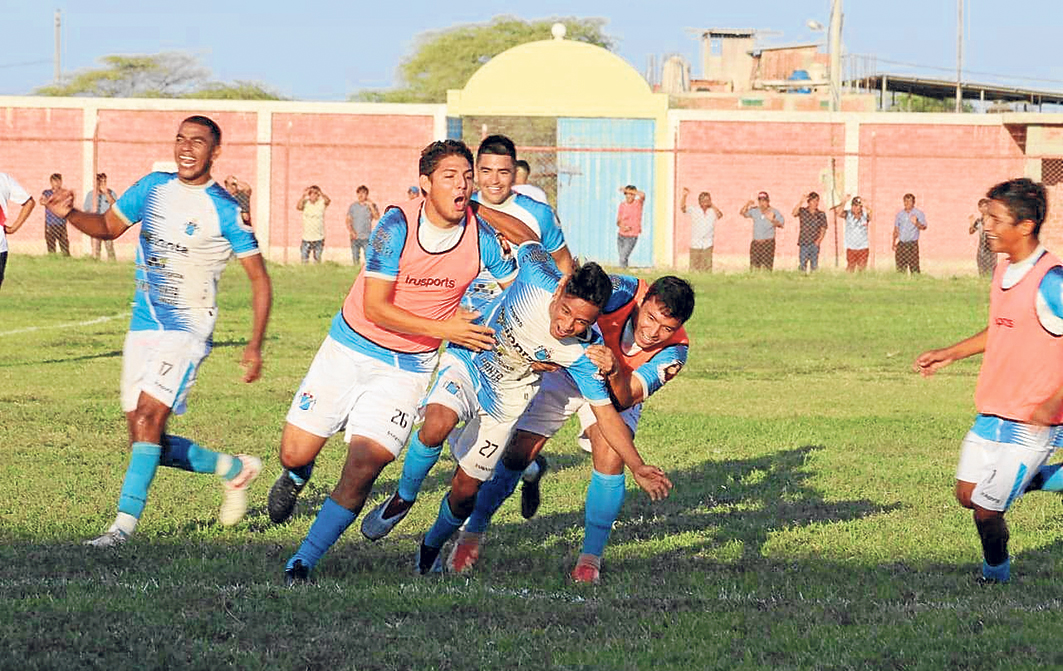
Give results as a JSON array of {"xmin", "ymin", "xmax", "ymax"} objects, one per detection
[
  {"xmin": 0, "ymin": 172, "xmax": 36, "ymax": 290},
  {"xmin": 681, "ymin": 187, "xmax": 722, "ymax": 272},
  {"xmin": 512, "ymin": 159, "xmax": 549, "ymax": 204}
]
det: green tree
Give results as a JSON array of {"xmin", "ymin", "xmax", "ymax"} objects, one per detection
[
  {"xmin": 36, "ymin": 52, "xmax": 285, "ymax": 100},
  {"xmin": 354, "ymin": 16, "xmax": 614, "ymax": 103},
  {"xmin": 889, "ymin": 93, "xmax": 974, "ymax": 113}
]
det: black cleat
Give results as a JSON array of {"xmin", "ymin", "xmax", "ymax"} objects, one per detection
[
  {"xmin": 268, "ymin": 471, "xmax": 306, "ymax": 524},
  {"xmin": 415, "ymin": 541, "xmax": 444, "ymax": 575},
  {"xmin": 284, "ymin": 559, "xmax": 310, "ymax": 586},
  {"xmin": 521, "ymin": 455, "xmax": 549, "ymax": 519}
]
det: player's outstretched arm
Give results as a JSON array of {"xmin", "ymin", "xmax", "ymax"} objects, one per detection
[
  {"xmin": 470, "ymin": 202, "xmax": 538, "ymax": 246},
  {"xmin": 589, "ymin": 403, "xmax": 672, "ymax": 501},
  {"xmin": 4, "ymin": 198, "xmax": 35, "ymax": 234},
  {"xmin": 239, "ymin": 254, "xmax": 272, "ymax": 383},
  {"xmin": 363, "ymin": 276, "xmax": 495, "ymax": 351},
  {"xmin": 913, "ymin": 328, "xmax": 987, "ymax": 378},
  {"xmin": 45, "ymin": 188, "xmax": 126, "ymax": 240}
]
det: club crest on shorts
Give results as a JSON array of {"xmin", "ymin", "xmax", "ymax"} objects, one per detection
[
  {"xmin": 445, "ymin": 381, "xmax": 461, "ymax": 395},
  {"xmin": 298, "ymin": 391, "xmax": 316, "ymax": 411},
  {"xmin": 534, "ymin": 345, "xmax": 550, "ymax": 361}
]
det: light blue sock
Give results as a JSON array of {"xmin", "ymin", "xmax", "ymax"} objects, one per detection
[
  {"xmin": 159, "ymin": 434, "xmax": 219, "ymax": 474},
  {"xmin": 117, "ymin": 442, "xmax": 162, "ymax": 519},
  {"xmin": 397, "ymin": 432, "xmax": 443, "ymax": 503},
  {"xmin": 983, "ymin": 556, "xmax": 1011, "ymax": 583},
  {"xmin": 424, "ymin": 494, "xmax": 465, "ymax": 550},
  {"xmin": 1031, "ymin": 464, "xmax": 1063, "ymax": 492},
  {"xmin": 582, "ymin": 470, "xmax": 626, "ymax": 557},
  {"xmin": 465, "ymin": 464, "xmax": 523, "ymax": 534},
  {"xmin": 286, "ymin": 497, "xmax": 357, "ymax": 571}
]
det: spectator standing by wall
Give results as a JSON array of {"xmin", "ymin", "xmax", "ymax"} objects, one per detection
[
  {"xmin": 616, "ymin": 185, "xmax": 645, "ymax": 269},
  {"xmin": 740, "ymin": 191, "xmax": 784, "ymax": 271},
  {"xmin": 681, "ymin": 187, "xmax": 722, "ymax": 272},
  {"xmin": 297, "ymin": 185, "xmax": 329, "ymax": 264},
  {"xmin": 345, "ymin": 185, "xmax": 378, "ymax": 265},
  {"xmin": 40, "ymin": 173, "xmax": 70, "ymax": 256},
  {"xmin": 893, "ymin": 193, "xmax": 927, "ymax": 274},
  {"xmin": 793, "ymin": 192, "xmax": 828, "ymax": 273},
  {"xmin": 225, "ymin": 175, "xmax": 253, "ymax": 226},
  {"xmin": 0, "ymin": 171, "xmax": 36, "ymax": 290},
  {"xmin": 84, "ymin": 172, "xmax": 118, "ymax": 261},
  {"xmin": 969, "ymin": 198, "xmax": 996, "ymax": 277},
  {"xmin": 833, "ymin": 195, "xmax": 871, "ymax": 272}
]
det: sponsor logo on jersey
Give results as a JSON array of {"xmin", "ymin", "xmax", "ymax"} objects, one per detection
[
  {"xmin": 534, "ymin": 345, "xmax": 550, "ymax": 361},
  {"xmin": 404, "ymin": 275, "xmax": 456, "ymax": 289},
  {"xmin": 995, "ymin": 317, "xmax": 1014, "ymax": 328},
  {"xmin": 298, "ymin": 392, "xmax": 316, "ymax": 411}
]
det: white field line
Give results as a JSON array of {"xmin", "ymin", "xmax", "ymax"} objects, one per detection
[{"xmin": 0, "ymin": 312, "xmax": 129, "ymax": 337}]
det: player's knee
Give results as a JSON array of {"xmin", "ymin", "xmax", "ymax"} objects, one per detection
[
  {"xmin": 449, "ymin": 473, "xmax": 481, "ymax": 517},
  {"xmin": 954, "ymin": 482, "xmax": 975, "ymax": 509},
  {"xmin": 279, "ymin": 424, "xmax": 324, "ymax": 468},
  {"xmin": 130, "ymin": 406, "xmax": 167, "ymax": 443},
  {"xmin": 419, "ymin": 409, "xmax": 457, "ymax": 447}
]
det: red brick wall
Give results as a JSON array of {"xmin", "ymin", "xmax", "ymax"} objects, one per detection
[
  {"xmin": 269, "ymin": 113, "xmax": 433, "ymax": 260},
  {"xmin": 0, "ymin": 107, "xmax": 84, "ymax": 251},
  {"xmin": 858, "ymin": 123, "xmax": 1025, "ymax": 272},
  {"xmin": 676, "ymin": 119, "xmax": 846, "ymax": 268}
]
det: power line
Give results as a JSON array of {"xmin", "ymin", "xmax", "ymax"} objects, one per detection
[{"xmin": 0, "ymin": 59, "xmax": 52, "ymax": 70}]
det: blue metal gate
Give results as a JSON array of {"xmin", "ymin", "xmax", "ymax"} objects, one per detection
[{"xmin": 556, "ymin": 118, "xmax": 655, "ymax": 268}]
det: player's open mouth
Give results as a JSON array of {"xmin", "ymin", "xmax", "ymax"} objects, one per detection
[
  {"xmin": 454, "ymin": 196, "xmax": 466, "ymax": 207},
  {"xmin": 178, "ymin": 156, "xmax": 197, "ymax": 167}
]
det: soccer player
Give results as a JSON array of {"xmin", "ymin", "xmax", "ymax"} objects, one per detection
[
  {"xmin": 0, "ymin": 171, "xmax": 36, "ymax": 290},
  {"xmin": 914, "ymin": 177, "xmax": 1063, "ymax": 583},
  {"xmin": 42, "ymin": 116, "xmax": 272, "ymax": 546},
  {"xmin": 275, "ymin": 140, "xmax": 535, "ymax": 584},
  {"xmin": 462, "ymin": 134, "xmax": 572, "ymax": 312},
  {"xmin": 359, "ymin": 242, "xmax": 674, "ymax": 576},
  {"xmin": 451, "ymin": 274, "xmax": 693, "ymax": 583}
]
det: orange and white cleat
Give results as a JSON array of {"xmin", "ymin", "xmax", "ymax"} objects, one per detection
[
  {"xmin": 446, "ymin": 531, "xmax": 483, "ymax": 573},
  {"xmin": 570, "ymin": 553, "xmax": 601, "ymax": 585}
]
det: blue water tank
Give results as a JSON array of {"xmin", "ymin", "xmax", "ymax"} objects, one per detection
[{"xmin": 788, "ymin": 69, "xmax": 812, "ymax": 94}]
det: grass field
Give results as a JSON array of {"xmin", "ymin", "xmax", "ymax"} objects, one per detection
[{"xmin": 5, "ymin": 255, "xmax": 1063, "ymax": 670}]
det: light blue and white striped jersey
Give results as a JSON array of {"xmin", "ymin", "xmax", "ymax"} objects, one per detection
[
  {"xmin": 112, "ymin": 173, "xmax": 259, "ymax": 340},
  {"xmin": 463, "ymin": 191, "xmax": 567, "ymax": 312},
  {"xmin": 450, "ymin": 241, "xmax": 610, "ymax": 420}
]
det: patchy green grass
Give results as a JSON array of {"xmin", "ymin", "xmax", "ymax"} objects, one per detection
[{"xmin": 4, "ymin": 255, "xmax": 1063, "ymax": 670}]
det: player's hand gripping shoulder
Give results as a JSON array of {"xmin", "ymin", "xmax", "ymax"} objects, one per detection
[
  {"xmin": 631, "ymin": 464, "xmax": 672, "ymax": 501},
  {"xmin": 586, "ymin": 344, "xmax": 618, "ymax": 377},
  {"xmin": 442, "ymin": 307, "xmax": 495, "ymax": 351}
]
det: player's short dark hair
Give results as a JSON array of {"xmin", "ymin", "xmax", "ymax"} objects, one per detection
[
  {"xmin": 515, "ymin": 159, "xmax": 531, "ymax": 173},
  {"xmin": 645, "ymin": 276, "xmax": 695, "ymax": 324},
  {"xmin": 564, "ymin": 260, "xmax": 612, "ymax": 310},
  {"xmin": 356, "ymin": 184, "xmax": 369, "ymax": 194},
  {"xmin": 50, "ymin": 173, "xmax": 61, "ymax": 181},
  {"xmin": 987, "ymin": 177, "xmax": 1048, "ymax": 237},
  {"xmin": 419, "ymin": 140, "xmax": 473, "ymax": 178},
  {"xmin": 477, "ymin": 134, "xmax": 517, "ymax": 162},
  {"xmin": 182, "ymin": 115, "xmax": 222, "ymax": 146}
]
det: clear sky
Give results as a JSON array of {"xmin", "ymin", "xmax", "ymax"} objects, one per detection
[{"xmin": 3, "ymin": 0, "xmax": 1062, "ymax": 101}]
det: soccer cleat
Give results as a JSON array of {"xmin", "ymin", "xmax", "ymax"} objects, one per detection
[
  {"xmin": 521, "ymin": 454, "xmax": 549, "ymax": 519},
  {"xmin": 360, "ymin": 493, "xmax": 412, "ymax": 541},
  {"xmin": 446, "ymin": 532, "xmax": 482, "ymax": 573},
  {"xmin": 570, "ymin": 554, "xmax": 602, "ymax": 585},
  {"xmin": 414, "ymin": 541, "xmax": 444, "ymax": 575},
  {"xmin": 268, "ymin": 471, "xmax": 306, "ymax": 524},
  {"xmin": 219, "ymin": 454, "xmax": 262, "ymax": 527},
  {"xmin": 285, "ymin": 559, "xmax": 311, "ymax": 586},
  {"xmin": 83, "ymin": 529, "xmax": 129, "ymax": 548}
]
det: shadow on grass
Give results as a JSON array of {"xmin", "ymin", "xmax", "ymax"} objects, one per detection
[{"xmin": 0, "ymin": 338, "xmax": 251, "ymax": 368}]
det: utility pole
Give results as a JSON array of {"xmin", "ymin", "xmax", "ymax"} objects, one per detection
[
  {"xmin": 828, "ymin": 0, "xmax": 843, "ymax": 112},
  {"xmin": 54, "ymin": 9, "xmax": 61, "ymax": 83},
  {"xmin": 955, "ymin": 0, "xmax": 964, "ymax": 112}
]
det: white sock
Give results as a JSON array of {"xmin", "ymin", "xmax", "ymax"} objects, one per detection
[
  {"xmin": 110, "ymin": 512, "xmax": 138, "ymax": 536},
  {"xmin": 214, "ymin": 454, "xmax": 234, "ymax": 478}
]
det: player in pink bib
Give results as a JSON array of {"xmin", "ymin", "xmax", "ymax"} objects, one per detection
[{"xmin": 915, "ymin": 178, "xmax": 1063, "ymax": 583}]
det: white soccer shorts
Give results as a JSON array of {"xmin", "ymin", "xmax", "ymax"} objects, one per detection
[
  {"xmin": 956, "ymin": 426, "xmax": 1058, "ymax": 512},
  {"xmin": 286, "ymin": 335, "xmax": 432, "ymax": 456},
  {"xmin": 514, "ymin": 368, "xmax": 641, "ymax": 453},
  {"xmin": 428, "ymin": 351, "xmax": 536, "ymax": 481},
  {"xmin": 121, "ymin": 330, "xmax": 209, "ymax": 415}
]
